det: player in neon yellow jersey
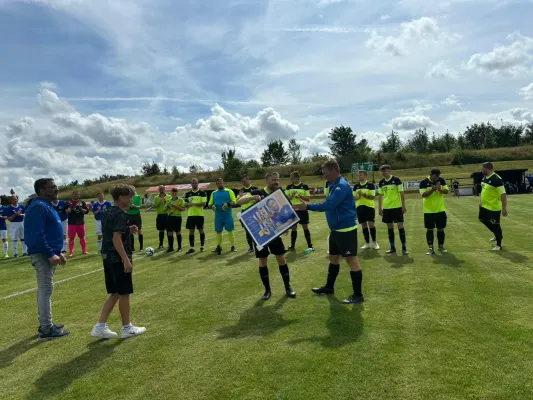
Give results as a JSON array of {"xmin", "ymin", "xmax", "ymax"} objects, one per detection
[
  {"xmin": 286, "ymin": 171, "xmax": 313, "ymax": 252},
  {"xmin": 353, "ymin": 170, "xmax": 379, "ymax": 250},
  {"xmin": 237, "ymin": 174, "xmax": 258, "ymax": 253},
  {"xmin": 184, "ymin": 178, "xmax": 208, "ymax": 254},
  {"xmin": 153, "ymin": 185, "xmax": 171, "ymax": 249},
  {"xmin": 419, "ymin": 169, "xmax": 449, "ymax": 255},
  {"xmin": 165, "ymin": 188, "xmax": 186, "ymax": 252}
]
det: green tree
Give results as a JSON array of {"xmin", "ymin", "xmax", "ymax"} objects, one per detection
[
  {"xmin": 463, "ymin": 123, "xmax": 495, "ymax": 149},
  {"xmin": 245, "ymin": 159, "xmax": 260, "ymax": 168},
  {"xmin": 404, "ymin": 128, "xmax": 430, "ymax": 153},
  {"xmin": 261, "ymin": 140, "xmax": 290, "ymax": 166},
  {"xmin": 221, "ymin": 148, "xmax": 244, "ymax": 181},
  {"xmin": 523, "ymin": 122, "xmax": 533, "ymax": 144},
  {"xmin": 379, "ymin": 130, "xmax": 402, "ymax": 153},
  {"xmin": 288, "ymin": 139, "xmax": 302, "ymax": 165},
  {"xmin": 141, "ymin": 160, "xmax": 161, "ymax": 176},
  {"xmin": 493, "ymin": 123, "xmax": 523, "ymax": 148},
  {"xmin": 329, "ymin": 125, "xmax": 357, "ymax": 159},
  {"xmin": 189, "ymin": 163, "xmax": 203, "ymax": 174}
]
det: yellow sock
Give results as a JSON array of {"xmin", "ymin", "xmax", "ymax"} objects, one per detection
[
  {"xmin": 228, "ymin": 231, "xmax": 235, "ymax": 246},
  {"xmin": 216, "ymin": 233, "xmax": 222, "ymax": 246}
]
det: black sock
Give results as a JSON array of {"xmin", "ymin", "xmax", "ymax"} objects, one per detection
[
  {"xmin": 493, "ymin": 224, "xmax": 503, "ymax": 246},
  {"xmin": 388, "ymin": 229, "xmax": 395, "ymax": 248},
  {"xmin": 304, "ymin": 229, "xmax": 313, "ymax": 248},
  {"xmin": 437, "ymin": 231, "xmax": 445, "ymax": 247},
  {"xmin": 363, "ymin": 228, "xmax": 370, "ymax": 244},
  {"xmin": 167, "ymin": 235, "xmax": 174, "ymax": 249},
  {"xmin": 189, "ymin": 234, "xmax": 195, "ymax": 248},
  {"xmin": 159, "ymin": 231, "xmax": 165, "ymax": 247},
  {"xmin": 200, "ymin": 233, "xmax": 205, "ymax": 246},
  {"xmin": 370, "ymin": 227, "xmax": 377, "ymax": 242},
  {"xmin": 139, "ymin": 234, "xmax": 144, "ymax": 249},
  {"xmin": 426, "ymin": 230, "xmax": 434, "ymax": 248},
  {"xmin": 326, "ymin": 263, "xmax": 340, "ymax": 289},
  {"xmin": 399, "ymin": 228, "xmax": 406, "ymax": 248},
  {"xmin": 246, "ymin": 232, "xmax": 253, "ymax": 249},
  {"xmin": 291, "ymin": 231, "xmax": 297, "ymax": 248},
  {"xmin": 259, "ymin": 266, "xmax": 270, "ymax": 291},
  {"xmin": 279, "ymin": 264, "xmax": 290, "ymax": 288},
  {"xmin": 350, "ymin": 270, "xmax": 363, "ymax": 297},
  {"xmin": 130, "ymin": 235, "xmax": 135, "ymax": 250},
  {"xmin": 177, "ymin": 235, "xmax": 182, "ymax": 249}
]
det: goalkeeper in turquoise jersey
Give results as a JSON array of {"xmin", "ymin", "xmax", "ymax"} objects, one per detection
[{"xmin": 208, "ymin": 178, "xmax": 236, "ymax": 255}]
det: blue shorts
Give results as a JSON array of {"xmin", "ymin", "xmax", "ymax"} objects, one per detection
[{"xmin": 215, "ymin": 212, "xmax": 234, "ymax": 233}]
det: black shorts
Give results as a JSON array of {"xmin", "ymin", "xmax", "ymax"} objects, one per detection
[
  {"xmin": 167, "ymin": 216, "xmax": 182, "ymax": 232},
  {"xmin": 103, "ymin": 255, "xmax": 133, "ymax": 295},
  {"xmin": 127, "ymin": 213, "xmax": 142, "ymax": 229},
  {"xmin": 329, "ymin": 229, "xmax": 358, "ymax": 257},
  {"xmin": 254, "ymin": 236, "xmax": 286, "ymax": 259},
  {"xmin": 382, "ymin": 207, "xmax": 404, "ymax": 224},
  {"xmin": 295, "ymin": 210, "xmax": 310, "ymax": 225},
  {"xmin": 357, "ymin": 205, "xmax": 375, "ymax": 223},
  {"xmin": 156, "ymin": 214, "xmax": 167, "ymax": 231},
  {"xmin": 424, "ymin": 212, "xmax": 447, "ymax": 229},
  {"xmin": 478, "ymin": 207, "xmax": 501, "ymax": 224},
  {"xmin": 186, "ymin": 216, "xmax": 204, "ymax": 230}
]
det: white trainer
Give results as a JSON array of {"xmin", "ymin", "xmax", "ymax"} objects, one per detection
[
  {"xmin": 120, "ymin": 325, "xmax": 147, "ymax": 339},
  {"xmin": 491, "ymin": 246, "xmax": 501, "ymax": 251},
  {"xmin": 91, "ymin": 324, "xmax": 118, "ymax": 339},
  {"xmin": 373, "ymin": 242, "xmax": 380, "ymax": 250},
  {"xmin": 489, "ymin": 237, "xmax": 496, "ymax": 242},
  {"xmin": 361, "ymin": 243, "xmax": 371, "ymax": 250}
]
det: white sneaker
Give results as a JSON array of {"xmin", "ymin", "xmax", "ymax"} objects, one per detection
[
  {"xmin": 361, "ymin": 243, "xmax": 371, "ymax": 250},
  {"xmin": 489, "ymin": 237, "xmax": 496, "ymax": 242},
  {"xmin": 492, "ymin": 246, "xmax": 501, "ymax": 251},
  {"xmin": 91, "ymin": 324, "xmax": 118, "ymax": 339},
  {"xmin": 373, "ymin": 242, "xmax": 380, "ymax": 250},
  {"xmin": 120, "ymin": 325, "xmax": 147, "ymax": 339}
]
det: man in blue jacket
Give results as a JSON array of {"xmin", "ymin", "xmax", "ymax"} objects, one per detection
[
  {"xmin": 24, "ymin": 178, "xmax": 70, "ymax": 340},
  {"xmin": 294, "ymin": 159, "xmax": 364, "ymax": 304}
]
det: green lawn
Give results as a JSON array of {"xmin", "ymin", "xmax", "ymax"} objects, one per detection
[{"xmin": 1, "ymin": 195, "xmax": 533, "ymax": 400}]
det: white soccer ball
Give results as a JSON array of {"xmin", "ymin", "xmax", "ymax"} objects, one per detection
[{"xmin": 145, "ymin": 247, "xmax": 155, "ymax": 257}]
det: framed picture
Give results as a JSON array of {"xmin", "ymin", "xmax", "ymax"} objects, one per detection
[{"xmin": 238, "ymin": 189, "xmax": 300, "ymax": 250}]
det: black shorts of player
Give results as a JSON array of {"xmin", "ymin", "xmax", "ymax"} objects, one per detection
[
  {"xmin": 295, "ymin": 210, "xmax": 310, "ymax": 225},
  {"xmin": 478, "ymin": 206, "xmax": 501, "ymax": 224},
  {"xmin": 329, "ymin": 229, "xmax": 358, "ymax": 257},
  {"xmin": 127, "ymin": 213, "xmax": 142, "ymax": 229},
  {"xmin": 156, "ymin": 214, "xmax": 167, "ymax": 231},
  {"xmin": 103, "ymin": 254, "xmax": 133, "ymax": 295},
  {"xmin": 356, "ymin": 205, "xmax": 375, "ymax": 224},
  {"xmin": 186, "ymin": 216, "xmax": 204, "ymax": 230},
  {"xmin": 254, "ymin": 236, "xmax": 286, "ymax": 259},
  {"xmin": 382, "ymin": 207, "xmax": 404, "ymax": 224},
  {"xmin": 167, "ymin": 216, "xmax": 182, "ymax": 232},
  {"xmin": 424, "ymin": 211, "xmax": 447, "ymax": 229}
]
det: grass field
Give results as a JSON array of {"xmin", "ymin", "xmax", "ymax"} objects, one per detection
[{"xmin": 2, "ymin": 195, "xmax": 533, "ymax": 400}]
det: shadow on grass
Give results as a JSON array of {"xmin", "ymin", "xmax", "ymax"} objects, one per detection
[
  {"xmin": 289, "ymin": 296, "xmax": 364, "ymax": 348},
  {"xmin": 225, "ymin": 251, "xmax": 255, "ymax": 265},
  {"xmin": 383, "ymin": 253, "xmax": 415, "ymax": 269},
  {"xmin": 359, "ymin": 250, "xmax": 381, "ymax": 260},
  {"xmin": 0, "ymin": 336, "xmax": 40, "ymax": 369},
  {"xmin": 432, "ymin": 252, "xmax": 465, "ymax": 268},
  {"xmin": 493, "ymin": 249, "xmax": 530, "ymax": 264},
  {"xmin": 217, "ymin": 296, "xmax": 297, "ymax": 339},
  {"xmin": 27, "ymin": 340, "xmax": 123, "ymax": 400}
]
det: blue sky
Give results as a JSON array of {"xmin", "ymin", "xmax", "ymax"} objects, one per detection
[{"xmin": 1, "ymin": 0, "xmax": 533, "ymax": 197}]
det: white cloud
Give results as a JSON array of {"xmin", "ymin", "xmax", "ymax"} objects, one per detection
[
  {"xmin": 441, "ymin": 94, "xmax": 462, "ymax": 108},
  {"xmin": 508, "ymin": 108, "xmax": 533, "ymax": 123},
  {"xmin": 380, "ymin": 14, "xmax": 391, "ymax": 21},
  {"xmin": 426, "ymin": 60, "xmax": 459, "ymax": 79},
  {"xmin": 464, "ymin": 32, "xmax": 533, "ymax": 76},
  {"xmin": 519, "ymin": 83, "xmax": 533, "ymax": 100},
  {"xmin": 390, "ymin": 115, "xmax": 438, "ymax": 130}
]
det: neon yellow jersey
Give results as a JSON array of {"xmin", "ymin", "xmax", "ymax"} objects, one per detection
[
  {"xmin": 166, "ymin": 197, "xmax": 185, "ymax": 217},
  {"xmin": 239, "ymin": 185, "xmax": 259, "ymax": 211},
  {"xmin": 285, "ymin": 183, "xmax": 310, "ymax": 205},
  {"xmin": 184, "ymin": 190, "xmax": 207, "ymax": 217},
  {"xmin": 126, "ymin": 194, "xmax": 142, "ymax": 215},
  {"xmin": 378, "ymin": 176, "xmax": 403, "ymax": 209},
  {"xmin": 419, "ymin": 177, "xmax": 448, "ymax": 213},
  {"xmin": 324, "ymin": 182, "xmax": 330, "ymax": 196},
  {"xmin": 481, "ymin": 173, "xmax": 506, "ymax": 211},
  {"xmin": 352, "ymin": 181, "xmax": 376, "ymax": 209},
  {"xmin": 154, "ymin": 194, "xmax": 171, "ymax": 215}
]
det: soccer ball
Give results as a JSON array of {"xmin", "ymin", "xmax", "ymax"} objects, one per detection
[{"xmin": 145, "ymin": 247, "xmax": 155, "ymax": 257}]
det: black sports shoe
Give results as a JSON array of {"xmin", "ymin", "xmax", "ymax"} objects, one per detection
[
  {"xmin": 426, "ymin": 248, "xmax": 435, "ymax": 255},
  {"xmin": 38, "ymin": 325, "xmax": 70, "ymax": 340},
  {"xmin": 186, "ymin": 249, "xmax": 195, "ymax": 255},
  {"xmin": 230, "ymin": 246, "xmax": 237, "ymax": 252},
  {"xmin": 402, "ymin": 248, "xmax": 409, "ymax": 255},
  {"xmin": 341, "ymin": 295, "xmax": 364, "ymax": 304},
  {"xmin": 287, "ymin": 246, "xmax": 295, "ymax": 252},
  {"xmin": 158, "ymin": 245, "xmax": 164, "ymax": 250},
  {"xmin": 211, "ymin": 246, "xmax": 222, "ymax": 255},
  {"xmin": 312, "ymin": 286, "xmax": 334, "ymax": 295},
  {"xmin": 262, "ymin": 290, "xmax": 272, "ymax": 300},
  {"xmin": 38, "ymin": 323, "xmax": 64, "ymax": 334},
  {"xmin": 438, "ymin": 247, "xmax": 448, "ymax": 253},
  {"xmin": 386, "ymin": 248, "xmax": 397, "ymax": 254},
  {"xmin": 166, "ymin": 247, "xmax": 174, "ymax": 253},
  {"xmin": 285, "ymin": 287, "xmax": 296, "ymax": 298}
]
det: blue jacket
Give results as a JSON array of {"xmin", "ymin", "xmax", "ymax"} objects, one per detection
[
  {"xmin": 24, "ymin": 197, "xmax": 64, "ymax": 258},
  {"xmin": 308, "ymin": 176, "xmax": 357, "ymax": 231}
]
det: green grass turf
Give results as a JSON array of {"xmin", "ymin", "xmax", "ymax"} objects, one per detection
[{"xmin": 1, "ymin": 195, "xmax": 533, "ymax": 400}]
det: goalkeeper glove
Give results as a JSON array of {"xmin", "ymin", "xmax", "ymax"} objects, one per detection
[
  {"xmin": 222, "ymin": 203, "xmax": 229, "ymax": 211},
  {"xmin": 211, "ymin": 205, "xmax": 217, "ymax": 211}
]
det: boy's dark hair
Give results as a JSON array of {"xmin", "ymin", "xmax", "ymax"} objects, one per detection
[
  {"xmin": 34, "ymin": 178, "xmax": 55, "ymax": 195},
  {"xmin": 110, "ymin": 184, "xmax": 135, "ymax": 201},
  {"xmin": 430, "ymin": 168, "xmax": 441, "ymax": 176},
  {"xmin": 216, "ymin": 178, "xmax": 223, "ymax": 183},
  {"xmin": 380, "ymin": 164, "xmax": 391, "ymax": 171},
  {"xmin": 241, "ymin": 174, "xmax": 249, "ymax": 180},
  {"xmin": 290, "ymin": 171, "xmax": 300, "ymax": 178},
  {"xmin": 482, "ymin": 162, "xmax": 494, "ymax": 170},
  {"xmin": 171, "ymin": 188, "xmax": 178, "ymax": 192},
  {"xmin": 96, "ymin": 192, "xmax": 103, "ymax": 196},
  {"xmin": 322, "ymin": 160, "xmax": 340, "ymax": 173},
  {"xmin": 358, "ymin": 170, "xmax": 367, "ymax": 176}
]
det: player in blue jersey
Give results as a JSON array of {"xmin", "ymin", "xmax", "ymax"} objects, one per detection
[
  {"xmin": 0, "ymin": 204, "xmax": 9, "ymax": 257},
  {"xmin": 52, "ymin": 198, "xmax": 68, "ymax": 253},
  {"xmin": 208, "ymin": 178, "xmax": 236, "ymax": 255},
  {"xmin": 92, "ymin": 192, "xmax": 112, "ymax": 252},
  {"xmin": 4, "ymin": 196, "xmax": 27, "ymax": 257}
]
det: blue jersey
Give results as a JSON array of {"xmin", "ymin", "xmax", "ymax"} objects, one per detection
[
  {"xmin": 0, "ymin": 206, "xmax": 7, "ymax": 230},
  {"xmin": 4, "ymin": 204, "xmax": 25, "ymax": 223},
  {"xmin": 208, "ymin": 189, "xmax": 236, "ymax": 213},
  {"xmin": 271, "ymin": 204, "xmax": 294, "ymax": 226},
  {"xmin": 92, "ymin": 201, "xmax": 112, "ymax": 221},
  {"xmin": 53, "ymin": 200, "xmax": 68, "ymax": 222}
]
